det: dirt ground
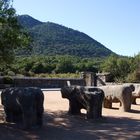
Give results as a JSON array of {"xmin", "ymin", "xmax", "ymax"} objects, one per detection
[{"xmin": 0, "ymin": 90, "xmax": 140, "ymax": 140}]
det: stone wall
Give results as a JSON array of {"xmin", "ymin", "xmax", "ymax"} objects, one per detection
[
  {"xmin": 0, "ymin": 77, "xmax": 85, "ymax": 89},
  {"xmin": 0, "ymin": 72, "xmax": 111, "ymax": 89}
]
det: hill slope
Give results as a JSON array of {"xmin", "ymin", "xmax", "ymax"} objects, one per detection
[{"xmin": 18, "ymin": 15, "xmax": 115, "ymax": 57}]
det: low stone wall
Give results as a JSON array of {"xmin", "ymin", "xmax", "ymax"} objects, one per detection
[
  {"xmin": 0, "ymin": 72, "xmax": 112, "ymax": 89},
  {"xmin": 0, "ymin": 77, "xmax": 85, "ymax": 89}
]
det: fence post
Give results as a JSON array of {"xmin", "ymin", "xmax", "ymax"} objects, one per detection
[{"xmin": 81, "ymin": 72, "xmax": 97, "ymax": 86}]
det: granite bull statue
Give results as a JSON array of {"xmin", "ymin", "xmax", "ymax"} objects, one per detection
[
  {"xmin": 132, "ymin": 84, "xmax": 140, "ymax": 104},
  {"xmin": 123, "ymin": 83, "xmax": 140, "ymax": 104},
  {"xmin": 1, "ymin": 87, "xmax": 44, "ymax": 129},
  {"xmin": 61, "ymin": 86, "xmax": 104, "ymax": 119},
  {"xmin": 99, "ymin": 84, "xmax": 135, "ymax": 112}
]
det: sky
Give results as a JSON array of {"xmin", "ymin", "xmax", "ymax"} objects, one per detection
[{"xmin": 13, "ymin": 0, "xmax": 140, "ymax": 56}]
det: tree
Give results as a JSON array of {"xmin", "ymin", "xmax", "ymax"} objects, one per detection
[
  {"xmin": 101, "ymin": 54, "xmax": 133, "ymax": 82},
  {"xmin": 101, "ymin": 55, "xmax": 119, "ymax": 78},
  {"xmin": 117, "ymin": 58, "xmax": 130, "ymax": 78},
  {"xmin": 0, "ymin": 0, "xmax": 30, "ymax": 66},
  {"xmin": 55, "ymin": 58, "xmax": 75, "ymax": 73}
]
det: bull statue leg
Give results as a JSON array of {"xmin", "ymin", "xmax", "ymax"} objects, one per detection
[{"xmin": 68, "ymin": 99, "xmax": 81, "ymax": 115}]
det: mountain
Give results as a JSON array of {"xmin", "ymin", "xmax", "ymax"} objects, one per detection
[
  {"xmin": 18, "ymin": 15, "xmax": 43, "ymax": 28},
  {"xmin": 18, "ymin": 15, "xmax": 116, "ymax": 58}
]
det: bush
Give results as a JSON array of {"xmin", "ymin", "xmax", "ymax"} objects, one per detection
[
  {"xmin": 125, "ymin": 70, "xmax": 140, "ymax": 83},
  {"xmin": 7, "ymin": 71, "xmax": 15, "ymax": 76}
]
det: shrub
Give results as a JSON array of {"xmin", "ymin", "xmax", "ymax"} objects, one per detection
[
  {"xmin": 125, "ymin": 70, "xmax": 140, "ymax": 83},
  {"xmin": 7, "ymin": 71, "xmax": 15, "ymax": 76}
]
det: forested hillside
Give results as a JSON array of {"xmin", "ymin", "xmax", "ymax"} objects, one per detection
[
  {"xmin": 1, "ymin": 2, "xmax": 140, "ymax": 83},
  {"xmin": 18, "ymin": 15, "xmax": 115, "ymax": 58}
]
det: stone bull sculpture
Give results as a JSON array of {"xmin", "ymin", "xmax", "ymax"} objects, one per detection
[
  {"xmin": 1, "ymin": 87, "xmax": 44, "ymax": 129},
  {"xmin": 61, "ymin": 86, "xmax": 104, "ymax": 119},
  {"xmin": 99, "ymin": 84, "xmax": 135, "ymax": 112},
  {"xmin": 123, "ymin": 83, "xmax": 140, "ymax": 104},
  {"xmin": 132, "ymin": 84, "xmax": 140, "ymax": 104}
]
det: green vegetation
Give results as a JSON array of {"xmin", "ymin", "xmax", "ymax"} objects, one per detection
[
  {"xmin": 2, "ymin": 55, "xmax": 101, "ymax": 76},
  {"xmin": 17, "ymin": 15, "xmax": 115, "ymax": 58},
  {"xmin": 0, "ymin": 0, "xmax": 30, "ymax": 66},
  {"xmin": 1, "ymin": 53, "xmax": 140, "ymax": 83},
  {"xmin": 101, "ymin": 54, "xmax": 140, "ymax": 82}
]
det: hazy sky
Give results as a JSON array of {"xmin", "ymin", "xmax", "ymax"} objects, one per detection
[{"xmin": 13, "ymin": 0, "xmax": 140, "ymax": 56}]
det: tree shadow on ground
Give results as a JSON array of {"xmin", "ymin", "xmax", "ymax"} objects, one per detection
[
  {"xmin": 0, "ymin": 109, "xmax": 140, "ymax": 140},
  {"xmin": 0, "ymin": 123, "xmax": 33, "ymax": 140},
  {"xmin": 30, "ymin": 110, "xmax": 140, "ymax": 140}
]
